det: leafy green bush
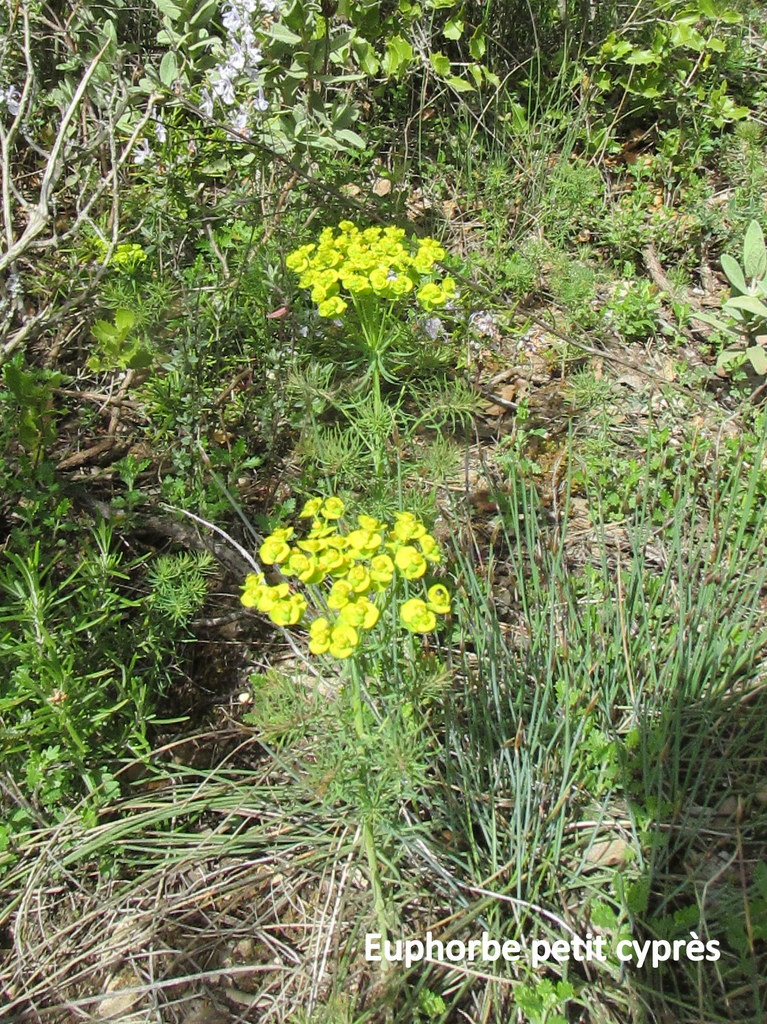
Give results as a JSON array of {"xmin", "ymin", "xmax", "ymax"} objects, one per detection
[{"xmin": 0, "ymin": 522, "xmax": 211, "ymax": 845}]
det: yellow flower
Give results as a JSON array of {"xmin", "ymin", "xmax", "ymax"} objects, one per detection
[
  {"xmin": 328, "ymin": 579, "xmax": 355, "ymax": 609},
  {"xmin": 345, "ymin": 564, "xmax": 372, "ymax": 594},
  {"xmin": 269, "ymin": 592, "xmax": 307, "ymax": 626},
  {"xmin": 369, "ymin": 553, "xmax": 394, "ymax": 588},
  {"xmin": 347, "ymin": 529, "xmax": 383, "ymax": 557},
  {"xmin": 416, "ymin": 281, "xmax": 447, "ymax": 311},
  {"xmin": 318, "ymin": 295, "xmax": 348, "ymax": 317},
  {"xmin": 400, "ymin": 598, "xmax": 437, "ymax": 633},
  {"xmin": 329, "ymin": 623, "xmax": 359, "ymax": 658},
  {"xmin": 321, "ymin": 497, "xmax": 345, "ymax": 520},
  {"xmin": 394, "ymin": 545, "xmax": 427, "ymax": 580},
  {"xmin": 309, "ymin": 616, "xmax": 331, "ymax": 654},
  {"xmin": 317, "ymin": 548, "xmax": 348, "ymax": 576},
  {"xmin": 259, "ymin": 528, "xmax": 294, "ymax": 565},
  {"xmin": 426, "ymin": 583, "xmax": 451, "ymax": 615},
  {"xmin": 241, "ymin": 572, "xmax": 267, "ymax": 608},
  {"xmin": 337, "ymin": 599, "xmax": 366, "ymax": 627},
  {"xmin": 284, "ymin": 551, "xmax": 325, "ymax": 584},
  {"xmin": 358, "ymin": 597, "xmax": 380, "ymax": 629},
  {"xmin": 419, "ymin": 534, "xmax": 442, "ymax": 563},
  {"xmin": 299, "ymin": 497, "xmax": 323, "ymax": 518},
  {"xmin": 393, "ymin": 512, "xmax": 427, "ymax": 542},
  {"xmin": 245, "ymin": 581, "xmax": 290, "ymax": 613},
  {"xmin": 358, "ymin": 514, "xmax": 384, "ymax": 532}
]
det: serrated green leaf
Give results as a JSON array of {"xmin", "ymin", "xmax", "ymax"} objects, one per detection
[
  {"xmin": 445, "ymin": 74, "xmax": 474, "ymax": 92},
  {"xmin": 589, "ymin": 900, "xmax": 618, "ymax": 929},
  {"xmin": 743, "ymin": 220, "xmax": 767, "ymax": 280},
  {"xmin": 429, "ymin": 51, "xmax": 450, "ymax": 76},
  {"xmin": 91, "ymin": 320, "xmax": 118, "ymax": 345},
  {"xmin": 126, "ymin": 347, "xmax": 155, "ymax": 370},
  {"xmin": 443, "ymin": 15, "xmax": 463, "ymax": 39},
  {"xmin": 624, "ymin": 48, "xmax": 660, "ymax": 65},
  {"xmin": 114, "ymin": 308, "xmax": 136, "ymax": 333},
  {"xmin": 721, "ymin": 253, "xmax": 747, "ymax": 293},
  {"xmin": 382, "ymin": 35, "xmax": 413, "ymax": 76},
  {"xmin": 469, "ymin": 28, "xmax": 486, "ymax": 59},
  {"xmin": 670, "ymin": 21, "xmax": 706, "ymax": 49},
  {"xmin": 159, "ymin": 51, "xmax": 179, "ymax": 86}
]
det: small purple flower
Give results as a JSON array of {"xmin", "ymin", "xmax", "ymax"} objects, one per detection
[
  {"xmin": 132, "ymin": 138, "xmax": 152, "ymax": 165},
  {"xmin": 199, "ymin": 88, "xmax": 214, "ymax": 118},
  {"xmin": 1, "ymin": 85, "xmax": 21, "ymax": 117}
]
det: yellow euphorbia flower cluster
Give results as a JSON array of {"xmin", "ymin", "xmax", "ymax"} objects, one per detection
[
  {"xmin": 285, "ymin": 221, "xmax": 456, "ymax": 317},
  {"xmin": 241, "ymin": 497, "xmax": 451, "ymax": 658}
]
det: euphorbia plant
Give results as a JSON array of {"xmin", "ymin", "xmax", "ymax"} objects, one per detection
[
  {"xmin": 286, "ymin": 222, "xmax": 457, "ymax": 470},
  {"xmin": 241, "ymin": 496, "xmax": 452, "ymax": 951}
]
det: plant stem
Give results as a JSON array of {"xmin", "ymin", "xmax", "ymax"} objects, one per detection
[{"xmin": 349, "ymin": 658, "xmax": 391, "ymax": 962}]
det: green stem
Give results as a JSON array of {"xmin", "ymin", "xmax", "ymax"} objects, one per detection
[{"xmin": 349, "ymin": 658, "xmax": 391, "ymax": 963}]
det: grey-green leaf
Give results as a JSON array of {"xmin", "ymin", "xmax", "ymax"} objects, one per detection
[
  {"xmin": 743, "ymin": 219, "xmax": 767, "ymax": 281},
  {"xmin": 159, "ymin": 51, "xmax": 179, "ymax": 86},
  {"xmin": 745, "ymin": 345, "xmax": 767, "ymax": 374},
  {"xmin": 724, "ymin": 294, "xmax": 767, "ymax": 319},
  {"xmin": 721, "ymin": 253, "xmax": 747, "ymax": 294}
]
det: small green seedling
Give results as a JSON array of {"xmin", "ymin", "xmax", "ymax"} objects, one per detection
[{"xmin": 89, "ymin": 308, "xmax": 154, "ymax": 372}]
